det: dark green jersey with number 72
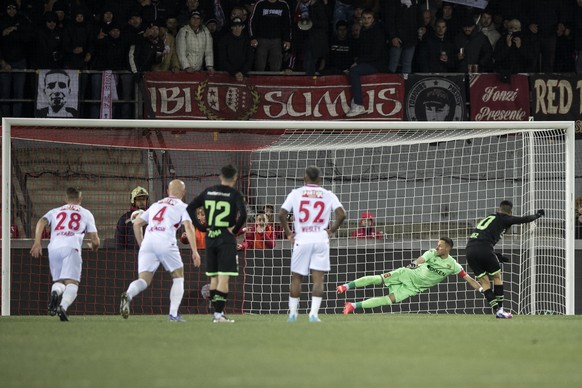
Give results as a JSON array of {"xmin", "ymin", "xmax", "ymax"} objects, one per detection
[{"xmin": 187, "ymin": 185, "xmax": 247, "ymax": 238}]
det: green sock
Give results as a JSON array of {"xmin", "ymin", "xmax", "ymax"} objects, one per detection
[
  {"xmin": 357, "ymin": 296, "xmax": 393, "ymax": 309},
  {"xmin": 351, "ymin": 275, "xmax": 383, "ymax": 289}
]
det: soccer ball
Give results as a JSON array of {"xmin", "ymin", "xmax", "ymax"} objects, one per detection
[{"xmin": 130, "ymin": 209, "xmax": 144, "ymax": 223}]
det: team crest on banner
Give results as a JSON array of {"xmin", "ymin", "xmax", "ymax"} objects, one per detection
[
  {"xmin": 195, "ymin": 80, "xmax": 260, "ymax": 120},
  {"xmin": 405, "ymin": 75, "xmax": 466, "ymax": 121},
  {"xmin": 35, "ymin": 69, "xmax": 79, "ymax": 118}
]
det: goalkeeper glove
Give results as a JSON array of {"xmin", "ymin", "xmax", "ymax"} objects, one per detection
[
  {"xmin": 536, "ymin": 209, "xmax": 545, "ymax": 218},
  {"xmin": 495, "ymin": 252, "xmax": 510, "ymax": 263},
  {"xmin": 406, "ymin": 262, "xmax": 418, "ymax": 269},
  {"xmin": 478, "ymin": 287, "xmax": 484, "ymax": 293}
]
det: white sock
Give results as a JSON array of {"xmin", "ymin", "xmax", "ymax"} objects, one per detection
[
  {"xmin": 52, "ymin": 282, "xmax": 66, "ymax": 296},
  {"xmin": 60, "ymin": 284, "xmax": 78, "ymax": 311},
  {"xmin": 126, "ymin": 278, "xmax": 148, "ymax": 300},
  {"xmin": 169, "ymin": 278, "xmax": 184, "ymax": 317},
  {"xmin": 289, "ymin": 297, "xmax": 299, "ymax": 315},
  {"xmin": 309, "ymin": 296, "xmax": 322, "ymax": 317}
]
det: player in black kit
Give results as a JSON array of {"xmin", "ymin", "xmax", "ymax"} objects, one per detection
[
  {"xmin": 187, "ymin": 165, "xmax": 247, "ymax": 323},
  {"xmin": 466, "ymin": 200, "xmax": 544, "ymax": 318}
]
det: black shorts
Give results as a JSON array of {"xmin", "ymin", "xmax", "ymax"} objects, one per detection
[
  {"xmin": 466, "ymin": 245, "xmax": 500, "ymax": 278},
  {"xmin": 205, "ymin": 233, "xmax": 238, "ymax": 276}
]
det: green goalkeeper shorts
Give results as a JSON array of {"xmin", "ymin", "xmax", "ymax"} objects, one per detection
[{"xmin": 381, "ymin": 267, "xmax": 420, "ymax": 303}]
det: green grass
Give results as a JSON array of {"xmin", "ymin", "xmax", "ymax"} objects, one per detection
[{"xmin": 1, "ymin": 314, "xmax": 581, "ymax": 388}]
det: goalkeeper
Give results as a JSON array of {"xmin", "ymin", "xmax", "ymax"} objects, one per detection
[
  {"xmin": 339, "ymin": 237, "xmax": 481, "ymax": 314},
  {"xmin": 466, "ymin": 200, "xmax": 544, "ymax": 319}
]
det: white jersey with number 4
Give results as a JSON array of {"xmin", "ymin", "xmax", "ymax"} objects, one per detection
[
  {"xmin": 44, "ymin": 204, "xmax": 97, "ymax": 251},
  {"xmin": 281, "ymin": 184, "xmax": 344, "ymax": 243},
  {"xmin": 139, "ymin": 196, "xmax": 191, "ymax": 246}
]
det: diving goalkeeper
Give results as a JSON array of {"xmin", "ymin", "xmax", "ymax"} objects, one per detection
[{"xmin": 339, "ymin": 237, "xmax": 482, "ymax": 314}]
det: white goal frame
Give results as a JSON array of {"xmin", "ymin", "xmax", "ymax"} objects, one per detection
[{"xmin": 2, "ymin": 118, "xmax": 576, "ymax": 316}]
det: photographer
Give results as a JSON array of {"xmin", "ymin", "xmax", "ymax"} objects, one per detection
[{"xmin": 493, "ymin": 19, "xmax": 535, "ymax": 82}]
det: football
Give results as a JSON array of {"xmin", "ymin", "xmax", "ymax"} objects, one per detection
[
  {"xmin": 180, "ymin": 232, "xmax": 189, "ymax": 244},
  {"xmin": 130, "ymin": 209, "xmax": 144, "ymax": 223}
]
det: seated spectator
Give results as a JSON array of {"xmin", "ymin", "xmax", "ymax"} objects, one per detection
[
  {"xmin": 217, "ymin": 17, "xmax": 254, "ymax": 80},
  {"xmin": 321, "ymin": 20, "xmax": 355, "ymax": 75},
  {"xmin": 31, "ymin": 11, "xmax": 64, "ymax": 70},
  {"xmin": 115, "ymin": 186, "xmax": 149, "ymax": 249},
  {"xmin": 493, "ymin": 19, "xmax": 535, "ymax": 82},
  {"xmin": 351, "ymin": 211, "xmax": 383, "ymax": 239},
  {"xmin": 238, "ymin": 213, "xmax": 276, "ymax": 250},
  {"xmin": 176, "ymin": 10, "xmax": 215, "ymax": 73},
  {"xmin": 345, "ymin": 9, "xmax": 388, "ymax": 117},
  {"xmin": 425, "ymin": 18, "xmax": 457, "ymax": 73},
  {"xmin": 453, "ymin": 15, "xmax": 493, "ymax": 73}
]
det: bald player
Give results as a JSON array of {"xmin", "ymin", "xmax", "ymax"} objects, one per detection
[{"xmin": 120, "ymin": 180, "xmax": 201, "ymax": 321}]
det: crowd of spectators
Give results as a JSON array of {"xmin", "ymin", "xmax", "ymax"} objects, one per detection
[{"xmin": 1, "ymin": 0, "xmax": 582, "ymax": 117}]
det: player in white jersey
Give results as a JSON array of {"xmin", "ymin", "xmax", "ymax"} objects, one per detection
[
  {"xmin": 120, "ymin": 180, "xmax": 200, "ymax": 321},
  {"xmin": 279, "ymin": 166, "xmax": 346, "ymax": 322},
  {"xmin": 30, "ymin": 187, "xmax": 100, "ymax": 322}
]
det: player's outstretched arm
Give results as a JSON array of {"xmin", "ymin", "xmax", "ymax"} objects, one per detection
[
  {"xmin": 462, "ymin": 273, "xmax": 482, "ymax": 291},
  {"xmin": 406, "ymin": 257, "xmax": 425, "ymax": 268},
  {"xmin": 183, "ymin": 220, "xmax": 201, "ymax": 267},
  {"xmin": 30, "ymin": 217, "xmax": 48, "ymax": 258}
]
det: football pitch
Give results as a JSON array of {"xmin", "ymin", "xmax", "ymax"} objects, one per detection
[{"xmin": 1, "ymin": 314, "xmax": 581, "ymax": 388}]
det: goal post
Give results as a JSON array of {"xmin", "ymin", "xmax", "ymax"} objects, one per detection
[{"xmin": 1, "ymin": 118, "xmax": 576, "ymax": 316}]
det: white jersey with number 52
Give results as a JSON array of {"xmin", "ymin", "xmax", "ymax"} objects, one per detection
[
  {"xmin": 281, "ymin": 184, "xmax": 343, "ymax": 243},
  {"xmin": 139, "ymin": 196, "xmax": 192, "ymax": 246},
  {"xmin": 44, "ymin": 204, "xmax": 97, "ymax": 251}
]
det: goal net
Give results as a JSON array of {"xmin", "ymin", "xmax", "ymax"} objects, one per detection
[{"xmin": 2, "ymin": 119, "xmax": 576, "ymax": 316}]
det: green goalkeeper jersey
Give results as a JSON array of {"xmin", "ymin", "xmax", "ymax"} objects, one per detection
[{"xmin": 407, "ymin": 249, "xmax": 463, "ymax": 291}]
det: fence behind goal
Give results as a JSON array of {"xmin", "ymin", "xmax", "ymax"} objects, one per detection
[{"xmin": 1, "ymin": 119, "xmax": 576, "ymax": 316}]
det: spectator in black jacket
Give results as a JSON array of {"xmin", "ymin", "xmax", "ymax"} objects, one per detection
[
  {"xmin": 217, "ymin": 17, "xmax": 254, "ymax": 81},
  {"xmin": 0, "ymin": 1, "xmax": 34, "ymax": 117},
  {"xmin": 453, "ymin": 15, "xmax": 493, "ymax": 73},
  {"xmin": 129, "ymin": 22, "xmax": 165, "ymax": 73},
  {"xmin": 91, "ymin": 22, "xmax": 133, "ymax": 118},
  {"xmin": 62, "ymin": 7, "xmax": 94, "ymax": 69},
  {"xmin": 384, "ymin": 0, "xmax": 419, "ymax": 74},
  {"xmin": 321, "ymin": 19, "xmax": 354, "ymax": 75},
  {"xmin": 249, "ymin": 0, "xmax": 291, "ymax": 72},
  {"xmin": 345, "ymin": 8, "xmax": 387, "ymax": 117},
  {"xmin": 31, "ymin": 11, "xmax": 63, "ymax": 70},
  {"xmin": 493, "ymin": 19, "xmax": 535, "ymax": 82},
  {"xmin": 425, "ymin": 18, "xmax": 457, "ymax": 73}
]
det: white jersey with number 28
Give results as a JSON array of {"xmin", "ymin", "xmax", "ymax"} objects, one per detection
[
  {"xmin": 139, "ymin": 196, "xmax": 191, "ymax": 246},
  {"xmin": 44, "ymin": 204, "xmax": 97, "ymax": 251},
  {"xmin": 281, "ymin": 184, "xmax": 343, "ymax": 243}
]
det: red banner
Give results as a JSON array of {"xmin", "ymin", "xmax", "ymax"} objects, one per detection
[
  {"xmin": 143, "ymin": 72, "xmax": 405, "ymax": 120},
  {"xmin": 469, "ymin": 73, "xmax": 530, "ymax": 121}
]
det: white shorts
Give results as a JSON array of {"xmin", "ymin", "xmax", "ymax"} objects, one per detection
[
  {"xmin": 138, "ymin": 241, "xmax": 183, "ymax": 274},
  {"xmin": 290, "ymin": 241, "xmax": 330, "ymax": 276},
  {"xmin": 48, "ymin": 246, "xmax": 82, "ymax": 282}
]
